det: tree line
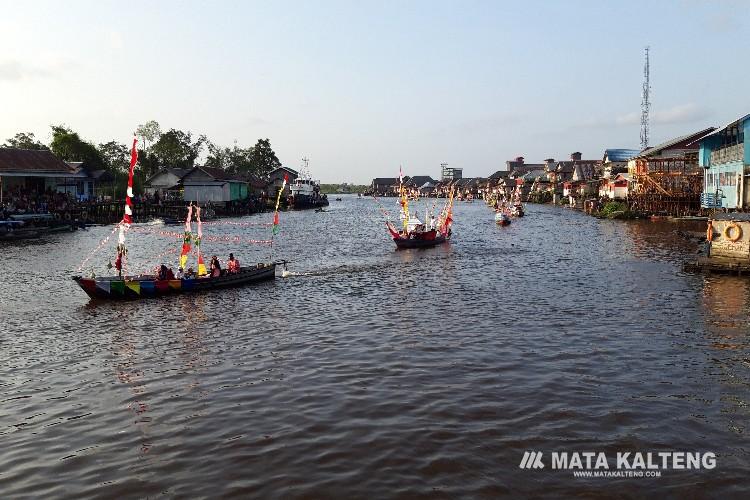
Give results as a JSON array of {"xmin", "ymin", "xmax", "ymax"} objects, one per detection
[{"xmin": 2, "ymin": 120, "xmax": 282, "ymax": 181}]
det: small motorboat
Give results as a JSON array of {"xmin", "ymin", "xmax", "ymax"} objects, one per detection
[{"xmin": 495, "ymin": 211, "xmax": 511, "ymax": 226}]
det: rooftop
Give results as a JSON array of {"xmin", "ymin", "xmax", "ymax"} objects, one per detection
[{"xmin": 0, "ymin": 148, "xmax": 72, "ymax": 174}]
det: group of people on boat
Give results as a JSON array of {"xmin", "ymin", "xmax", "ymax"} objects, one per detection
[{"xmin": 156, "ymin": 253, "xmax": 241, "ymax": 280}]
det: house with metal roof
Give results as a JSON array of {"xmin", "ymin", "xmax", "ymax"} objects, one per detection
[
  {"xmin": 602, "ymin": 148, "xmax": 639, "ymax": 178},
  {"xmin": 144, "ymin": 168, "xmax": 190, "ymax": 197},
  {"xmin": 694, "ymin": 113, "xmax": 750, "ymax": 210},
  {"xmin": 269, "ymin": 166, "xmax": 299, "ymax": 197},
  {"xmin": 0, "ymin": 148, "xmax": 101, "ymax": 202},
  {"xmin": 369, "ymin": 177, "xmax": 398, "ymax": 196},
  {"xmin": 505, "ymin": 156, "xmax": 545, "ymax": 176},
  {"xmin": 181, "ymin": 166, "xmax": 249, "ymax": 203}
]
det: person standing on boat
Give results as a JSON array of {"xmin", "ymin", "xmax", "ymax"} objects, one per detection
[
  {"xmin": 115, "ymin": 246, "xmax": 123, "ymax": 277},
  {"xmin": 210, "ymin": 256, "xmax": 222, "ymax": 277},
  {"xmin": 429, "ymin": 215, "xmax": 436, "ymax": 231}
]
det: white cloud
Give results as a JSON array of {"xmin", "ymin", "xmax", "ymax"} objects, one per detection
[
  {"xmin": 0, "ymin": 60, "xmax": 52, "ymax": 81},
  {"xmin": 578, "ymin": 103, "xmax": 709, "ymax": 129},
  {"xmin": 109, "ymin": 30, "xmax": 124, "ymax": 50},
  {"xmin": 651, "ymin": 103, "xmax": 708, "ymax": 124}
]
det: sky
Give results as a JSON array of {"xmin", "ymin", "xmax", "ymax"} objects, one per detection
[{"xmin": 0, "ymin": 0, "xmax": 748, "ymax": 184}]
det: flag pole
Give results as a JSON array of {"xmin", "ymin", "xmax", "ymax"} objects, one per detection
[{"xmin": 269, "ymin": 173, "xmax": 288, "ymax": 261}]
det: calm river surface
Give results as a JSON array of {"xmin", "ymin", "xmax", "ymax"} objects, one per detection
[{"xmin": 1, "ymin": 197, "xmax": 749, "ymax": 498}]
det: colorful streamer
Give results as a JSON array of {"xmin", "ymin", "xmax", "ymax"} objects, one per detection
[
  {"xmin": 196, "ymin": 206, "xmax": 207, "ymax": 276},
  {"xmin": 179, "ymin": 204, "xmax": 193, "ymax": 269}
]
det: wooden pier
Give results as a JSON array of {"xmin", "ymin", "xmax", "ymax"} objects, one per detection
[{"xmin": 51, "ymin": 200, "xmax": 271, "ymax": 225}]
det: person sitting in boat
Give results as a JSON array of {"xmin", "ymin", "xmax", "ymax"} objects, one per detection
[
  {"xmin": 429, "ymin": 215, "xmax": 436, "ymax": 231},
  {"xmin": 166, "ymin": 267, "xmax": 176, "ymax": 280},
  {"xmin": 210, "ymin": 256, "xmax": 222, "ymax": 277},
  {"xmin": 176, "ymin": 267, "xmax": 184, "ymax": 279},
  {"xmin": 227, "ymin": 253, "xmax": 240, "ymax": 274},
  {"xmin": 158, "ymin": 264, "xmax": 169, "ymax": 280},
  {"xmin": 185, "ymin": 267, "xmax": 195, "ymax": 278}
]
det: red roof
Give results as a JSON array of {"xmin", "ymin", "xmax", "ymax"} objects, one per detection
[{"xmin": 0, "ymin": 148, "xmax": 72, "ymax": 173}]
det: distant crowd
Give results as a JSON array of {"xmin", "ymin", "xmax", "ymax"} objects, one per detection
[{"xmin": 1, "ymin": 187, "xmax": 76, "ymax": 218}]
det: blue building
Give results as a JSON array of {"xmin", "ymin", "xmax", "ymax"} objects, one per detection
[{"xmin": 698, "ymin": 114, "xmax": 750, "ymax": 210}]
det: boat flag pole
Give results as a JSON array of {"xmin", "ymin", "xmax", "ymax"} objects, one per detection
[
  {"xmin": 179, "ymin": 203, "xmax": 194, "ymax": 270},
  {"xmin": 269, "ymin": 173, "xmax": 288, "ymax": 261},
  {"xmin": 116, "ymin": 134, "xmax": 138, "ymax": 277}
]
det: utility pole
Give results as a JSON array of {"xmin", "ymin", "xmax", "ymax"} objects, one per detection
[{"xmin": 640, "ymin": 46, "xmax": 651, "ymax": 151}]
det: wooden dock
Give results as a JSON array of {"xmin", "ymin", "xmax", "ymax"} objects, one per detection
[{"xmin": 683, "ymin": 256, "xmax": 750, "ymax": 275}]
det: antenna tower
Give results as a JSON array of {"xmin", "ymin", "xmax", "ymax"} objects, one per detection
[{"xmin": 640, "ymin": 46, "xmax": 650, "ymax": 150}]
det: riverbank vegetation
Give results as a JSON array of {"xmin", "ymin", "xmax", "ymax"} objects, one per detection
[
  {"xmin": 319, "ymin": 183, "xmax": 368, "ymax": 194},
  {"xmin": 2, "ymin": 121, "xmax": 282, "ymax": 197}
]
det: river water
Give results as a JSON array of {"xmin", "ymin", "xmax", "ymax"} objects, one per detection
[{"xmin": 1, "ymin": 197, "xmax": 749, "ymax": 498}]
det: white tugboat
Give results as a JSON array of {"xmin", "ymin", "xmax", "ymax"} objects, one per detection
[{"xmin": 288, "ymin": 157, "xmax": 329, "ymax": 210}]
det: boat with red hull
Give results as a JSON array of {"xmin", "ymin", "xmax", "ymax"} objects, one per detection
[
  {"xmin": 388, "ymin": 226, "xmax": 448, "ymax": 249},
  {"xmin": 73, "ymin": 263, "xmax": 277, "ymax": 300}
]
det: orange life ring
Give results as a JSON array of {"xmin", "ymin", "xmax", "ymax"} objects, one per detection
[
  {"xmin": 706, "ymin": 221, "xmax": 713, "ymax": 242},
  {"xmin": 723, "ymin": 222, "xmax": 742, "ymax": 242}
]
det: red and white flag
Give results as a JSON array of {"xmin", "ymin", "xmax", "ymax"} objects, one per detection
[
  {"xmin": 399, "ymin": 165, "xmax": 403, "ymax": 184},
  {"xmin": 122, "ymin": 136, "xmax": 138, "ymax": 226},
  {"xmin": 118, "ymin": 136, "xmax": 138, "ymax": 246}
]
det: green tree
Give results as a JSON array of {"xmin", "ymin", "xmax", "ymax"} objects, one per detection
[
  {"xmin": 247, "ymin": 138, "xmax": 281, "ymax": 177},
  {"xmin": 205, "ymin": 141, "xmax": 258, "ymax": 174},
  {"xmin": 136, "ymin": 120, "xmax": 161, "ymax": 150},
  {"xmin": 3, "ymin": 132, "xmax": 49, "ymax": 150},
  {"xmin": 150, "ymin": 128, "xmax": 206, "ymax": 170},
  {"xmin": 49, "ymin": 125, "xmax": 105, "ymax": 169},
  {"xmin": 204, "ymin": 141, "xmax": 230, "ymax": 170},
  {"xmin": 98, "ymin": 140, "xmax": 130, "ymax": 173}
]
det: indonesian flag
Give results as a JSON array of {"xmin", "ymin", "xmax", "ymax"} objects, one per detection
[
  {"xmin": 116, "ymin": 134, "xmax": 138, "ymax": 257},
  {"xmin": 123, "ymin": 136, "xmax": 138, "ymax": 225}
]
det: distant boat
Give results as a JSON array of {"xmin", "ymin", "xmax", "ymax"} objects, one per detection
[
  {"xmin": 288, "ymin": 158, "xmax": 329, "ymax": 209},
  {"xmin": 495, "ymin": 211, "xmax": 511, "ymax": 226}
]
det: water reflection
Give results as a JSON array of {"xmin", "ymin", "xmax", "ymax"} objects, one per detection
[
  {"xmin": 700, "ymin": 275, "xmax": 750, "ymax": 349},
  {"xmin": 112, "ymin": 329, "xmax": 152, "ymax": 454}
]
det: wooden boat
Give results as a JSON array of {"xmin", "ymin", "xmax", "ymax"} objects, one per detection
[
  {"xmin": 73, "ymin": 263, "xmax": 277, "ymax": 300},
  {"xmin": 384, "ymin": 172, "xmax": 454, "ymax": 249},
  {"xmin": 392, "ymin": 229, "xmax": 447, "ymax": 249},
  {"xmin": 73, "ymin": 136, "xmax": 288, "ymax": 301},
  {"xmin": 495, "ymin": 211, "xmax": 511, "ymax": 226}
]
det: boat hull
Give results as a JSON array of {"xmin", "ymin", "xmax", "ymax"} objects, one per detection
[
  {"xmin": 73, "ymin": 263, "xmax": 276, "ymax": 300},
  {"xmin": 393, "ymin": 235, "xmax": 447, "ymax": 249},
  {"xmin": 289, "ymin": 196, "xmax": 329, "ymax": 210}
]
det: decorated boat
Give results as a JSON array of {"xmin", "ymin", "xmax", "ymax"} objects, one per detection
[
  {"xmin": 511, "ymin": 187, "xmax": 525, "ymax": 217},
  {"xmin": 73, "ymin": 263, "xmax": 277, "ymax": 300},
  {"xmin": 382, "ymin": 167, "xmax": 454, "ymax": 249},
  {"xmin": 73, "ymin": 135, "xmax": 289, "ymax": 301}
]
